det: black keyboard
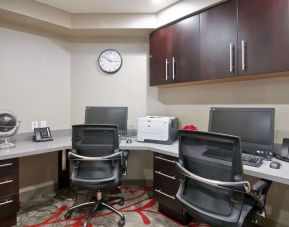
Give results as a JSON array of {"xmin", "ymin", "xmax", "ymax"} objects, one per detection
[
  {"xmin": 242, "ymin": 153, "xmax": 263, "ymax": 167},
  {"xmin": 203, "ymin": 149, "xmax": 263, "ymax": 167}
]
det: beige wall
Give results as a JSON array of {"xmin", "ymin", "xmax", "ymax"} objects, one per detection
[
  {"xmin": 0, "ymin": 25, "xmax": 152, "ymax": 189},
  {"xmin": 0, "ymin": 26, "xmax": 71, "ymax": 190},
  {"xmin": 70, "ymin": 38, "xmax": 148, "ymax": 129},
  {"xmin": 70, "ymin": 38, "xmax": 154, "ymax": 181},
  {"xmin": 159, "ymin": 76, "xmax": 289, "ymax": 142},
  {"xmin": 0, "ymin": 26, "xmax": 71, "ymax": 133}
]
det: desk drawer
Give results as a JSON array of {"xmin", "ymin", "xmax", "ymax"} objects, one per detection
[
  {"xmin": 154, "ymin": 187, "xmax": 189, "ymax": 224},
  {"xmin": 0, "ymin": 194, "xmax": 19, "ymax": 219},
  {"xmin": 0, "ymin": 175, "xmax": 19, "ymax": 196},
  {"xmin": 0, "ymin": 159, "xmax": 19, "ymax": 177},
  {"xmin": 154, "ymin": 187, "xmax": 176, "ymax": 203},
  {"xmin": 154, "ymin": 154, "xmax": 178, "ymax": 176},
  {"xmin": 154, "ymin": 171, "xmax": 179, "ymax": 194}
]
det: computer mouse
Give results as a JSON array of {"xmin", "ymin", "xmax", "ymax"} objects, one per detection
[
  {"xmin": 126, "ymin": 139, "xmax": 132, "ymax": 144},
  {"xmin": 270, "ymin": 161, "xmax": 281, "ymax": 169}
]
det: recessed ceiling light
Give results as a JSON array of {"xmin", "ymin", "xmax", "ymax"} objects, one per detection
[{"xmin": 151, "ymin": 0, "xmax": 164, "ymax": 4}]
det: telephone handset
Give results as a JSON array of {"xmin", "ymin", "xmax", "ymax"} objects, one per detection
[
  {"xmin": 33, "ymin": 127, "xmax": 53, "ymax": 142},
  {"xmin": 275, "ymin": 138, "xmax": 289, "ymax": 162}
]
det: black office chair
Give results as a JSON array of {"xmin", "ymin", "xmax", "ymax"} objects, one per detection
[
  {"xmin": 64, "ymin": 124, "xmax": 127, "ymax": 227},
  {"xmin": 176, "ymin": 130, "xmax": 271, "ymax": 227}
]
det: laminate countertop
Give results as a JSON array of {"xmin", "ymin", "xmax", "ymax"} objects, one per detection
[{"xmin": 1, "ymin": 136, "xmax": 289, "ymax": 185}]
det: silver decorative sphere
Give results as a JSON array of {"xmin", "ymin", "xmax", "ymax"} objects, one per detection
[
  {"xmin": 0, "ymin": 110, "xmax": 20, "ymax": 150},
  {"xmin": 0, "ymin": 113, "xmax": 17, "ymax": 132}
]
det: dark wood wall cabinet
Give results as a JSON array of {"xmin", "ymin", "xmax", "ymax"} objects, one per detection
[
  {"xmin": 0, "ymin": 158, "xmax": 19, "ymax": 227},
  {"xmin": 200, "ymin": 0, "xmax": 238, "ymax": 80},
  {"xmin": 238, "ymin": 0, "xmax": 289, "ymax": 76},
  {"xmin": 153, "ymin": 153, "xmax": 190, "ymax": 224},
  {"xmin": 149, "ymin": 0, "xmax": 289, "ymax": 86},
  {"xmin": 150, "ymin": 15, "xmax": 200, "ymax": 86}
]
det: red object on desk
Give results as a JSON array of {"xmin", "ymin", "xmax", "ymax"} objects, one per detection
[{"xmin": 182, "ymin": 124, "xmax": 198, "ymax": 131}]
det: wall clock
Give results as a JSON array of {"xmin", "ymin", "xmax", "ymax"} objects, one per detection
[{"xmin": 98, "ymin": 49, "xmax": 122, "ymax": 74}]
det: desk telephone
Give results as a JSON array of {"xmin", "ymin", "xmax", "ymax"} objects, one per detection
[
  {"xmin": 275, "ymin": 138, "xmax": 289, "ymax": 162},
  {"xmin": 33, "ymin": 127, "xmax": 53, "ymax": 142}
]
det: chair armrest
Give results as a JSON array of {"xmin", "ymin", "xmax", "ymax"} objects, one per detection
[
  {"xmin": 176, "ymin": 161, "xmax": 251, "ymax": 193},
  {"xmin": 250, "ymin": 179, "xmax": 272, "ymax": 209},
  {"xmin": 119, "ymin": 150, "xmax": 129, "ymax": 173},
  {"xmin": 252, "ymin": 179, "xmax": 271, "ymax": 193},
  {"xmin": 68, "ymin": 151, "xmax": 123, "ymax": 161},
  {"xmin": 120, "ymin": 150, "xmax": 129, "ymax": 159}
]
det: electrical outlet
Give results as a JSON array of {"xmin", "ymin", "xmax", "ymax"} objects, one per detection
[
  {"xmin": 40, "ymin": 120, "xmax": 47, "ymax": 127},
  {"xmin": 32, "ymin": 121, "xmax": 38, "ymax": 130}
]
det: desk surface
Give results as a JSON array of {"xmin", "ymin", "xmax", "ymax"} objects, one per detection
[{"xmin": 1, "ymin": 136, "xmax": 289, "ymax": 185}]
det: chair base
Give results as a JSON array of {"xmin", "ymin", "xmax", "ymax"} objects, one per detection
[{"xmin": 64, "ymin": 191, "xmax": 125, "ymax": 227}]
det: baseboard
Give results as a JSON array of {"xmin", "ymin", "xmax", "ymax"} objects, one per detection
[
  {"xmin": 19, "ymin": 181, "xmax": 57, "ymax": 203},
  {"xmin": 123, "ymin": 179, "xmax": 153, "ymax": 187}
]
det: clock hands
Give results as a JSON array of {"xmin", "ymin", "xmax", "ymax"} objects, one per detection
[{"xmin": 103, "ymin": 56, "xmax": 120, "ymax": 63}]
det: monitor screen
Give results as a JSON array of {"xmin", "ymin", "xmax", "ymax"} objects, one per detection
[
  {"xmin": 209, "ymin": 108, "xmax": 275, "ymax": 153},
  {"xmin": 85, "ymin": 106, "xmax": 128, "ymax": 135}
]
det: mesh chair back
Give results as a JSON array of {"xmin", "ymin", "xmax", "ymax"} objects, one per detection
[
  {"xmin": 72, "ymin": 124, "xmax": 119, "ymax": 179},
  {"xmin": 178, "ymin": 130, "xmax": 244, "ymax": 223}
]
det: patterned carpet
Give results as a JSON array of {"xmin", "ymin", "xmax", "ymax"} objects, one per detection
[{"xmin": 16, "ymin": 185, "xmax": 209, "ymax": 227}]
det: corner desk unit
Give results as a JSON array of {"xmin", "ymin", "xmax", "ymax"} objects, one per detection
[{"xmin": 0, "ymin": 135, "xmax": 289, "ymax": 226}]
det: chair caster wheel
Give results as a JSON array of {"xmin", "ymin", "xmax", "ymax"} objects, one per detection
[
  {"xmin": 64, "ymin": 212, "xmax": 71, "ymax": 219},
  {"xmin": 118, "ymin": 199, "xmax": 124, "ymax": 206},
  {"xmin": 118, "ymin": 219, "xmax": 125, "ymax": 227}
]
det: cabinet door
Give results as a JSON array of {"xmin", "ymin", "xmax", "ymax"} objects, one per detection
[
  {"xmin": 238, "ymin": 0, "xmax": 289, "ymax": 76},
  {"xmin": 149, "ymin": 26, "xmax": 173, "ymax": 86},
  {"xmin": 172, "ymin": 15, "xmax": 200, "ymax": 83},
  {"xmin": 200, "ymin": 0, "xmax": 237, "ymax": 80}
]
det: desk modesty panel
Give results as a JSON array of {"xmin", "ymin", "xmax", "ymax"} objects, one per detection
[{"xmin": 0, "ymin": 136, "xmax": 289, "ymax": 185}]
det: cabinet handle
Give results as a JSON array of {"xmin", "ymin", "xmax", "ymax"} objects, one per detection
[
  {"xmin": 154, "ymin": 189, "xmax": 175, "ymax": 200},
  {"xmin": 172, "ymin": 57, "xmax": 176, "ymax": 80},
  {"xmin": 155, "ymin": 171, "xmax": 176, "ymax": 180},
  {"xmin": 241, "ymin": 40, "xmax": 247, "ymax": 71},
  {"xmin": 155, "ymin": 156, "xmax": 175, "ymax": 163},
  {"xmin": 0, "ymin": 179, "xmax": 13, "ymax": 185},
  {"xmin": 229, "ymin": 43, "xmax": 234, "ymax": 72},
  {"xmin": 0, "ymin": 199, "xmax": 13, "ymax": 206},
  {"xmin": 0, "ymin": 163, "xmax": 12, "ymax": 168},
  {"xmin": 165, "ymin": 58, "xmax": 169, "ymax": 81}
]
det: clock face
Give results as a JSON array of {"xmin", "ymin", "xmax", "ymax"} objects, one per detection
[{"xmin": 98, "ymin": 49, "xmax": 122, "ymax": 73}]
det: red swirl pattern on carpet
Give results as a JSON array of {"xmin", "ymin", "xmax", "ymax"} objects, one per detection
[{"xmin": 21, "ymin": 185, "xmax": 209, "ymax": 227}]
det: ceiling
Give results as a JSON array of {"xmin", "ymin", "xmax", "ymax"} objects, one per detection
[{"xmin": 34, "ymin": 0, "xmax": 181, "ymax": 14}]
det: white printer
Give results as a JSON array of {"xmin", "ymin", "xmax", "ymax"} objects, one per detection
[{"xmin": 137, "ymin": 116, "xmax": 179, "ymax": 144}]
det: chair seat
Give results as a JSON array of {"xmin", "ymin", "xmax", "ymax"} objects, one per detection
[{"xmin": 72, "ymin": 176, "xmax": 120, "ymax": 191}]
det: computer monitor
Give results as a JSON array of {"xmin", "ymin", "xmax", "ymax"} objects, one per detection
[
  {"xmin": 209, "ymin": 108, "xmax": 275, "ymax": 154},
  {"xmin": 85, "ymin": 106, "xmax": 128, "ymax": 135}
]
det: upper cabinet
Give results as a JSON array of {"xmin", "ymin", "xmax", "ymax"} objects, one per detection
[
  {"xmin": 238, "ymin": 0, "xmax": 289, "ymax": 76},
  {"xmin": 149, "ymin": 0, "xmax": 289, "ymax": 86},
  {"xmin": 150, "ymin": 25, "xmax": 173, "ymax": 86},
  {"xmin": 172, "ymin": 15, "xmax": 200, "ymax": 83},
  {"xmin": 149, "ymin": 15, "xmax": 200, "ymax": 86},
  {"xmin": 200, "ymin": 0, "xmax": 237, "ymax": 80}
]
